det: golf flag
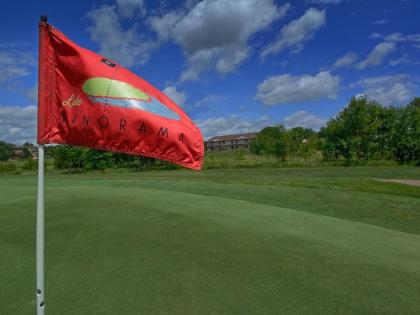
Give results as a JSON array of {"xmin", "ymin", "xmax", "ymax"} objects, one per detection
[{"xmin": 37, "ymin": 20, "xmax": 204, "ymax": 170}]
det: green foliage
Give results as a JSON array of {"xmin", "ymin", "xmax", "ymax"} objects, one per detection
[
  {"xmin": 2, "ymin": 94, "xmax": 418, "ymax": 171},
  {"xmin": 0, "ymin": 141, "xmax": 13, "ymax": 161},
  {"xmin": 22, "ymin": 147, "xmax": 32, "ymax": 159},
  {"xmin": 284, "ymin": 127, "xmax": 320, "ymax": 160},
  {"xmin": 22, "ymin": 158, "xmax": 36, "ymax": 171},
  {"xmin": 321, "ymin": 96, "xmax": 419, "ymax": 164},
  {"xmin": 250, "ymin": 126, "xmax": 287, "ymax": 160},
  {"xmin": 0, "ymin": 161, "xmax": 17, "ymax": 172},
  {"xmin": 392, "ymin": 98, "xmax": 420, "ymax": 164},
  {"xmin": 52, "ymin": 145, "xmax": 88, "ymax": 172},
  {"xmin": 51, "ymin": 145, "xmax": 162, "ymax": 172},
  {"xmin": 235, "ymin": 149, "xmax": 246, "ymax": 160}
]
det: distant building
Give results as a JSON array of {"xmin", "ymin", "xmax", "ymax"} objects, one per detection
[
  {"xmin": 205, "ymin": 132, "xmax": 258, "ymax": 151},
  {"xmin": 11, "ymin": 144, "xmax": 38, "ymax": 160},
  {"xmin": 11, "ymin": 146, "xmax": 25, "ymax": 159}
]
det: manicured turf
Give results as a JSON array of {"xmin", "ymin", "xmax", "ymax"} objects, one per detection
[{"xmin": 1, "ymin": 166, "xmax": 420, "ymax": 314}]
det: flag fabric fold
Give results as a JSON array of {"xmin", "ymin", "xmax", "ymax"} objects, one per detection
[{"xmin": 38, "ymin": 21, "xmax": 203, "ymax": 170}]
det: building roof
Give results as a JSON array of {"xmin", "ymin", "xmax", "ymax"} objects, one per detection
[{"xmin": 206, "ymin": 132, "xmax": 258, "ymax": 142}]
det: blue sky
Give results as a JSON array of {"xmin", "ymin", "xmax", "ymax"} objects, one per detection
[{"xmin": 0, "ymin": 0, "xmax": 419, "ymax": 143}]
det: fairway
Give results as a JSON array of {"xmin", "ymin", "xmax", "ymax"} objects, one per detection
[{"xmin": 1, "ymin": 166, "xmax": 420, "ymax": 314}]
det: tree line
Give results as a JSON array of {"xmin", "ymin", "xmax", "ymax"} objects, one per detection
[
  {"xmin": 0, "ymin": 142, "xmax": 34, "ymax": 161},
  {"xmin": 1, "ymin": 96, "xmax": 419, "ymax": 170},
  {"xmin": 251, "ymin": 96, "xmax": 419, "ymax": 165},
  {"xmin": 50, "ymin": 146, "xmax": 174, "ymax": 172}
]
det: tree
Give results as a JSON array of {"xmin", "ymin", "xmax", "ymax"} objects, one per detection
[
  {"xmin": 285, "ymin": 127, "xmax": 318, "ymax": 159},
  {"xmin": 392, "ymin": 98, "xmax": 420, "ymax": 164},
  {"xmin": 52, "ymin": 145, "xmax": 87, "ymax": 172},
  {"xmin": 251, "ymin": 126, "xmax": 287, "ymax": 160},
  {"xmin": 0, "ymin": 141, "xmax": 13, "ymax": 161},
  {"xmin": 22, "ymin": 146, "xmax": 32, "ymax": 159},
  {"xmin": 51, "ymin": 145, "xmax": 158, "ymax": 172},
  {"xmin": 321, "ymin": 97, "xmax": 392, "ymax": 162}
]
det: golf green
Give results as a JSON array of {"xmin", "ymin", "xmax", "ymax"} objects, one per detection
[{"xmin": 1, "ymin": 166, "xmax": 420, "ymax": 314}]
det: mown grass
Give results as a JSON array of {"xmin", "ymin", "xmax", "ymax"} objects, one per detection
[{"xmin": 0, "ymin": 166, "xmax": 420, "ymax": 314}]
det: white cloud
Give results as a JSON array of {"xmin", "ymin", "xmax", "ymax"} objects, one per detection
[
  {"xmin": 261, "ymin": 8, "xmax": 326, "ymax": 59},
  {"xmin": 256, "ymin": 71, "xmax": 340, "ymax": 106},
  {"xmin": 196, "ymin": 115, "xmax": 272, "ymax": 139},
  {"xmin": 149, "ymin": 0, "xmax": 290, "ymax": 81},
  {"xmin": 372, "ymin": 19, "xmax": 388, "ymax": 25},
  {"xmin": 384, "ymin": 32, "xmax": 420, "ymax": 43},
  {"xmin": 0, "ymin": 47, "xmax": 36, "ymax": 84},
  {"xmin": 369, "ymin": 32, "xmax": 383, "ymax": 40},
  {"xmin": 385, "ymin": 32, "xmax": 420, "ymax": 51},
  {"xmin": 25, "ymin": 85, "xmax": 38, "ymax": 103},
  {"xmin": 115, "ymin": 0, "xmax": 145, "ymax": 19},
  {"xmin": 149, "ymin": 11, "xmax": 183, "ymax": 42},
  {"xmin": 192, "ymin": 95, "xmax": 225, "ymax": 109},
  {"xmin": 86, "ymin": 5, "xmax": 155, "ymax": 67},
  {"xmin": 389, "ymin": 53, "xmax": 413, "ymax": 66},
  {"xmin": 162, "ymin": 86, "xmax": 187, "ymax": 106},
  {"xmin": 333, "ymin": 52, "xmax": 358, "ymax": 68},
  {"xmin": 0, "ymin": 105, "xmax": 37, "ymax": 144},
  {"xmin": 307, "ymin": 0, "xmax": 345, "ymax": 3},
  {"xmin": 369, "ymin": 32, "xmax": 420, "ymax": 51},
  {"xmin": 283, "ymin": 110, "xmax": 327, "ymax": 130},
  {"xmin": 356, "ymin": 42, "xmax": 396, "ymax": 69},
  {"xmin": 353, "ymin": 75, "xmax": 416, "ymax": 105}
]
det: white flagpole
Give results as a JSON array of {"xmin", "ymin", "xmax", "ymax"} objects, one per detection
[
  {"xmin": 37, "ymin": 15, "xmax": 47, "ymax": 314},
  {"xmin": 36, "ymin": 144, "xmax": 45, "ymax": 314}
]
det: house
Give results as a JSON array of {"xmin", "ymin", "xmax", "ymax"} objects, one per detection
[
  {"xmin": 11, "ymin": 144, "xmax": 38, "ymax": 160},
  {"xmin": 11, "ymin": 146, "xmax": 25, "ymax": 159},
  {"xmin": 205, "ymin": 132, "xmax": 258, "ymax": 151}
]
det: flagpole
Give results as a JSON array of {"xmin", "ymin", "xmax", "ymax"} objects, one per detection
[
  {"xmin": 37, "ymin": 14, "xmax": 48, "ymax": 315},
  {"xmin": 36, "ymin": 144, "xmax": 45, "ymax": 314}
]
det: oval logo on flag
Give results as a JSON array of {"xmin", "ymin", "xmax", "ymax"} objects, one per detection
[{"xmin": 82, "ymin": 77, "xmax": 180, "ymax": 120}]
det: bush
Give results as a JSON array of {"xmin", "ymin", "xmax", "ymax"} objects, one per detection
[
  {"xmin": 22, "ymin": 159, "xmax": 37, "ymax": 171},
  {"xmin": 251, "ymin": 126, "xmax": 287, "ymax": 160},
  {"xmin": 0, "ymin": 162, "xmax": 17, "ymax": 172}
]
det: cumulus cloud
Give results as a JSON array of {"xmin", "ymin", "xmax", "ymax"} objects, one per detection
[
  {"xmin": 389, "ymin": 53, "xmax": 412, "ymax": 66},
  {"xmin": 333, "ymin": 52, "xmax": 358, "ymax": 69},
  {"xmin": 115, "ymin": 0, "xmax": 145, "ymax": 19},
  {"xmin": 149, "ymin": 11, "xmax": 184, "ymax": 42},
  {"xmin": 369, "ymin": 32, "xmax": 420, "ymax": 51},
  {"xmin": 0, "ymin": 105, "xmax": 37, "ymax": 144},
  {"xmin": 162, "ymin": 85, "xmax": 187, "ymax": 106},
  {"xmin": 353, "ymin": 75, "xmax": 416, "ymax": 105},
  {"xmin": 86, "ymin": 0, "xmax": 290, "ymax": 79},
  {"xmin": 0, "ymin": 45, "xmax": 36, "ymax": 85},
  {"xmin": 196, "ymin": 115, "xmax": 272, "ymax": 139},
  {"xmin": 256, "ymin": 71, "xmax": 340, "ymax": 106},
  {"xmin": 149, "ymin": 0, "xmax": 290, "ymax": 81},
  {"xmin": 261, "ymin": 8, "xmax": 326, "ymax": 59},
  {"xmin": 383, "ymin": 32, "xmax": 420, "ymax": 43},
  {"xmin": 283, "ymin": 110, "xmax": 327, "ymax": 130},
  {"xmin": 356, "ymin": 42, "xmax": 396, "ymax": 69},
  {"xmin": 86, "ymin": 5, "xmax": 155, "ymax": 67}
]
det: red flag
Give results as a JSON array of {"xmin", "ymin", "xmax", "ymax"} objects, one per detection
[{"xmin": 37, "ymin": 21, "xmax": 203, "ymax": 170}]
